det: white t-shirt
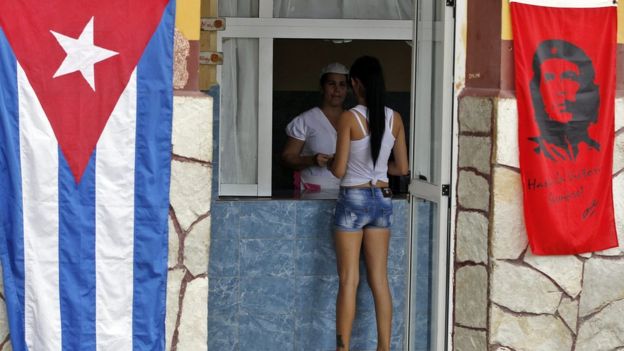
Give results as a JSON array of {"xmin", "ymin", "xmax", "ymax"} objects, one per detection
[{"xmin": 285, "ymin": 107, "xmax": 341, "ymax": 190}]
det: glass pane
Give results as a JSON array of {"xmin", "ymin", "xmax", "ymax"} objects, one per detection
[
  {"xmin": 409, "ymin": 1, "xmax": 450, "ymax": 350},
  {"xmin": 220, "ymin": 38, "xmax": 259, "ymax": 185},
  {"xmin": 430, "ymin": 1, "xmax": 445, "ymax": 185},
  {"xmin": 219, "ymin": 0, "xmax": 259, "ymax": 17},
  {"xmin": 273, "ymin": 0, "xmax": 413, "ymax": 20},
  {"xmin": 412, "ymin": 1, "xmax": 444, "ymax": 184},
  {"xmin": 409, "ymin": 199, "xmax": 437, "ymax": 351}
]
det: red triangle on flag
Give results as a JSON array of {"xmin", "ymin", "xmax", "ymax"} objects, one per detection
[{"xmin": 0, "ymin": 1, "xmax": 170, "ymax": 182}]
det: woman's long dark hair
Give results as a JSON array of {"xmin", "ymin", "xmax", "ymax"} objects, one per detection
[{"xmin": 350, "ymin": 56, "xmax": 387, "ymax": 164}]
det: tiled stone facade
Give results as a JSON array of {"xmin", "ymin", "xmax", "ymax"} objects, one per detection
[
  {"xmin": 453, "ymin": 96, "xmax": 624, "ymax": 351},
  {"xmin": 453, "ymin": 96, "xmax": 492, "ymax": 351},
  {"xmin": 0, "ymin": 266, "xmax": 9, "ymax": 349},
  {"xmin": 208, "ymin": 199, "xmax": 413, "ymax": 351},
  {"xmin": 173, "ymin": 27, "xmax": 190, "ymax": 90},
  {"xmin": 167, "ymin": 95, "xmax": 212, "ymax": 350}
]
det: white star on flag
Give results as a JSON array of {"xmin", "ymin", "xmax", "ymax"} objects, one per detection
[{"xmin": 51, "ymin": 17, "xmax": 118, "ymax": 91}]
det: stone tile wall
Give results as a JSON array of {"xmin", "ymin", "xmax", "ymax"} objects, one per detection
[
  {"xmin": 208, "ymin": 199, "xmax": 412, "ymax": 351},
  {"xmin": 453, "ymin": 95, "xmax": 624, "ymax": 351},
  {"xmin": 453, "ymin": 96, "xmax": 492, "ymax": 351},
  {"xmin": 0, "ymin": 269, "xmax": 9, "ymax": 349},
  {"xmin": 167, "ymin": 95, "xmax": 213, "ymax": 350}
]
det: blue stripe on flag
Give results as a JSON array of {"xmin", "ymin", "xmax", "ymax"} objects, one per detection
[
  {"xmin": 58, "ymin": 151, "xmax": 96, "ymax": 350},
  {"xmin": 133, "ymin": 0, "xmax": 174, "ymax": 349},
  {"xmin": 0, "ymin": 28, "xmax": 26, "ymax": 351}
]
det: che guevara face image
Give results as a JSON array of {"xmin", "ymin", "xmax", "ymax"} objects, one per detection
[{"xmin": 528, "ymin": 39, "xmax": 600, "ymax": 161}]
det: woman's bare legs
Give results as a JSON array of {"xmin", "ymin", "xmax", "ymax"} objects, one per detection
[
  {"xmin": 335, "ymin": 230, "xmax": 364, "ymax": 351},
  {"xmin": 363, "ymin": 227, "xmax": 392, "ymax": 351}
]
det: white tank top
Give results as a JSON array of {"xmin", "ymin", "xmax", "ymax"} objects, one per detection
[{"xmin": 341, "ymin": 105, "xmax": 396, "ymax": 187}]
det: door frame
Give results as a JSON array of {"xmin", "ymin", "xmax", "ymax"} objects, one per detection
[{"xmin": 405, "ymin": 1, "xmax": 455, "ymax": 349}]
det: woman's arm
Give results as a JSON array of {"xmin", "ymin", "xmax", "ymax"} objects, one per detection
[
  {"xmin": 388, "ymin": 112, "xmax": 409, "ymax": 176},
  {"xmin": 329, "ymin": 112, "xmax": 353, "ymax": 178},
  {"xmin": 282, "ymin": 137, "xmax": 332, "ymax": 170}
]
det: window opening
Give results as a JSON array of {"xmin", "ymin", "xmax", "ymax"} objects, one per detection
[{"xmin": 272, "ymin": 38, "xmax": 412, "ymax": 196}]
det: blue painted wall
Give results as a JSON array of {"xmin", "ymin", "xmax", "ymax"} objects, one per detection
[{"xmin": 209, "ymin": 199, "xmax": 410, "ymax": 351}]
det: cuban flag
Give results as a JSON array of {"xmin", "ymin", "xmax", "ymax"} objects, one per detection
[
  {"xmin": 0, "ymin": 1, "xmax": 174, "ymax": 349},
  {"xmin": 511, "ymin": 0, "xmax": 618, "ymax": 254}
]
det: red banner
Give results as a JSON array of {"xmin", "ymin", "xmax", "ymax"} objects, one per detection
[{"xmin": 511, "ymin": 2, "xmax": 618, "ymax": 254}]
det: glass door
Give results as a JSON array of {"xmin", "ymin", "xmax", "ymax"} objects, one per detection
[{"xmin": 407, "ymin": 0, "xmax": 454, "ymax": 350}]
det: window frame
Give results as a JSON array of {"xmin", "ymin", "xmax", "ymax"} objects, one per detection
[{"xmin": 216, "ymin": 10, "xmax": 413, "ymax": 196}]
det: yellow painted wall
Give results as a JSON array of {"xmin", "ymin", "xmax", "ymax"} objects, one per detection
[
  {"xmin": 176, "ymin": 0, "xmax": 201, "ymax": 40},
  {"xmin": 501, "ymin": 0, "xmax": 512, "ymax": 40},
  {"xmin": 501, "ymin": 0, "xmax": 624, "ymax": 43},
  {"xmin": 619, "ymin": 3, "xmax": 624, "ymax": 43}
]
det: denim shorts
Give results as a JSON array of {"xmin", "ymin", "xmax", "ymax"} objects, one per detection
[{"xmin": 334, "ymin": 187, "xmax": 393, "ymax": 232}]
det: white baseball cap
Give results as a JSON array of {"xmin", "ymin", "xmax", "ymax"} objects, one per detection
[{"xmin": 320, "ymin": 62, "xmax": 349, "ymax": 77}]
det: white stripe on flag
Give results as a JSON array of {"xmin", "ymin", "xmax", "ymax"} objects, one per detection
[
  {"xmin": 18, "ymin": 64, "xmax": 62, "ymax": 351},
  {"xmin": 95, "ymin": 70, "xmax": 137, "ymax": 350},
  {"xmin": 509, "ymin": 0, "xmax": 616, "ymax": 8}
]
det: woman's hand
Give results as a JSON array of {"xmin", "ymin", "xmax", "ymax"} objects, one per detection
[
  {"xmin": 282, "ymin": 137, "xmax": 318, "ymax": 170},
  {"xmin": 314, "ymin": 153, "xmax": 332, "ymax": 167}
]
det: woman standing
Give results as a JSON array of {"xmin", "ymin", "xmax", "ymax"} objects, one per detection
[
  {"xmin": 329, "ymin": 56, "xmax": 409, "ymax": 351},
  {"xmin": 282, "ymin": 63, "xmax": 349, "ymax": 191}
]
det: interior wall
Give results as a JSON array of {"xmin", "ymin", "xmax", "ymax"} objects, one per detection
[{"xmin": 274, "ymin": 39, "xmax": 412, "ymax": 92}]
